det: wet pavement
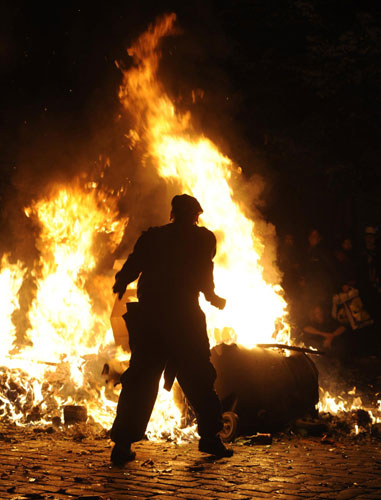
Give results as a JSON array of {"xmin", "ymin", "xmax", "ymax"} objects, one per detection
[{"xmin": 1, "ymin": 424, "xmax": 380, "ymax": 500}]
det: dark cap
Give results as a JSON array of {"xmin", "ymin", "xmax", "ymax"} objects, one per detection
[{"xmin": 171, "ymin": 194, "xmax": 203, "ymax": 216}]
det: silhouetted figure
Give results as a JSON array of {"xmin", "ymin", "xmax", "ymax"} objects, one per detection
[
  {"xmin": 110, "ymin": 194, "xmax": 232, "ymax": 466},
  {"xmin": 278, "ymin": 232, "xmax": 301, "ymax": 298},
  {"xmin": 333, "ymin": 235, "xmax": 357, "ymax": 291},
  {"xmin": 302, "ymin": 302, "xmax": 346, "ymax": 352},
  {"xmin": 357, "ymin": 226, "xmax": 381, "ymax": 322},
  {"xmin": 302, "ymin": 228, "xmax": 337, "ymax": 306}
]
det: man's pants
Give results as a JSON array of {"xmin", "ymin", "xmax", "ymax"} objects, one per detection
[{"xmin": 110, "ymin": 306, "xmax": 223, "ymax": 446}]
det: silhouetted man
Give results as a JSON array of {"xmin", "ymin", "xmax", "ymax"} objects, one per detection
[{"xmin": 110, "ymin": 194, "xmax": 232, "ymax": 465}]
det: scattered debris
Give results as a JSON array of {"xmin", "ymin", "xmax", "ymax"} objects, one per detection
[
  {"xmin": 141, "ymin": 459, "xmax": 155, "ymax": 467},
  {"xmin": 354, "ymin": 409, "xmax": 372, "ymax": 427},
  {"xmin": 235, "ymin": 433, "xmax": 272, "ymax": 445},
  {"xmin": 371, "ymin": 423, "xmax": 381, "ymax": 437},
  {"xmin": 73, "ymin": 496, "xmax": 106, "ymax": 500},
  {"xmin": 51, "ymin": 416, "xmax": 61, "ymax": 427},
  {"xmin": 293, "ymin": 418, "xmax": 329, "ymax": 437},
  {"xmin": 187, "ymin": 464, "xmax": 204, "ymax": 472},
  {"xmin": 321, "ymin": 434, "xmax": 335, "ymax": 445},
  {"xmin": 63, "ymin": 405, "xmax": 88, "ymax": 424}
]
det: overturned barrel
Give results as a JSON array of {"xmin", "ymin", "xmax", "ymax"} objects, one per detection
[{"xmin": 211, "ymin": 343, "xmax": 319, "ymax": 435}]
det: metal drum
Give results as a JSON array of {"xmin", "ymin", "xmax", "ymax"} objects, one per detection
[{"xmin": 211, "ymin": 343, "xmax": 319, "ymax": 439}]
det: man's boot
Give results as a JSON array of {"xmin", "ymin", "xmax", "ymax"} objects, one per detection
[
  {"xmin": 110, "ymin": 442, "xmax": 136, "ymax": 466},
  {"xmin": 199, "ymin": 436, "xmax": 233, "ymax": 457}
]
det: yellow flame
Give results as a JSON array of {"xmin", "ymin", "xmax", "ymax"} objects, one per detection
[
  {"xmin": 0, "ymin": 255, "xmax": 25, "ymax": 358},
  {"xmin": 25, "ymin": 182, "xmax": 126, "ymax": 360},
  {"xmin": 119, "ymin": 13, "xmax": 289, "ymax": 348},
  {"xmin": 1, "ymin": 180, "xmax": 127, "ymax": 428},
  {"xmin": 318, "ymin": 389, "xmax": 381, "ymax": 428},
  {"xmin": 1, "ymin": 14, "xmax": 379, "ymax": 441},
  {"xmin": 111, "ymin": 13, "xmax": 291, "ymax": 439},
  {"xmin": 147, "ymin": 377, "xmax": 197, "ymax": 441}
]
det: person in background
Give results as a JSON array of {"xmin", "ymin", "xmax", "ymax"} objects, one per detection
[
  {"xmin": 302, "ymin": 302, "xmax": 346, "ymax": 353},
  {"xmin": 333, "ymin": 235, "xmax": 357, "ymax": 291},
  {"xmin": 302, "ymin": 228, "xmax": 337, "ymax": 307},
  {"xmin": 357, "ymin": 226, "xmax": 381, "ymax": 322}
]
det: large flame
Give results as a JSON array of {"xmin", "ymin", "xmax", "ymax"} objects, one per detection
[
  {"xmin": 0, "ymin": 13, "xmax": 288, "ymax": 437},
  {"xmin": 3, "ymin": 14, "xmax": 378, "ymax": 439},
  {"xmin": 1, "ymin": 180, "xmax": 127, "ymax": 427},
  {"xmin": 24, "ymin": 182, "xmax": 125, "ymax": 359},
  {"xmin": 119, "ymin": 13, "xmax": 289, "ymax": 347},
  {"xmin": 0, "ymin": 255, "xmax": 25, "ymax": 356}
]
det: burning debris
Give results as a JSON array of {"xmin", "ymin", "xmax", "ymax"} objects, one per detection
[
  {"xmin": 0, "ymin": 350, "xmax": 118, "ymax": 426},
  {"xmin": 63, "ymin": 405, "xmax": 87, "ymax": 425}
]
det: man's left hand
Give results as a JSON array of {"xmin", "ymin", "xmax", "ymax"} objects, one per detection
[
  {"xmin": 210, "ymin": 294, "xmax": 226, "ymax": 310},
  {"xmin": 113, "ymin": 281, "xmax": 126, "ymax": 299}
]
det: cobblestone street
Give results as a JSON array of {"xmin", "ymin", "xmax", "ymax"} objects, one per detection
[{"xmin": 1, "ymin": 425, "xmax": 380, "ymax": 500}]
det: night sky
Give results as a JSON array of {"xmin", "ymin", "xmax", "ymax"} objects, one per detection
[{"xmin": 1, "ymin": 1, "xmax": 380, "ymax": 248}]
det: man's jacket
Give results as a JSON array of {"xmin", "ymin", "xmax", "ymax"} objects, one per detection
[{"xmin": 114, "ymin": 222, "xmax": 218, "ymax": 307}]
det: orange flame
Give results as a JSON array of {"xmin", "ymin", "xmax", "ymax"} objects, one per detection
[
  {"xmin": 318, "ymin": 388, "xmax": 381, "ymax": 431},
  {"xmin": 1, "ymin": 180, "xmax": 127, "ymax": 428},
  {"xmin": 1, "ymin": 13, "xmax": 380, "ymax": 440},
  {"xmin": 24, "ymin": 182, "xmax": 126, "ymax": 359},
  {"xmin": 0, "ymin": 255, "xmax": 25, "ymax": 357},
  {"xmin": 119, "ymin": 13, "xmax": 289, "ymax": 348}
]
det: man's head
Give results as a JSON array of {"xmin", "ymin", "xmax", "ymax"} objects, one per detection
[
  {"xmin": 342, "ymin": 237, "xmax": 353, "ymax": 252},
  {"xmin": 170, "ymin": 194, "xmax": 203, "ymax": 224},
  {"xmin": 309, "ymin": 304, "xmax": 325, "ymax": 325},
  {"xmin": 308, "ymin": 228, "xmax": 322, "ymax": 248},
  {"xmin": 364, "ymin": 226, "xmax": 377, "ymax": 250}
]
